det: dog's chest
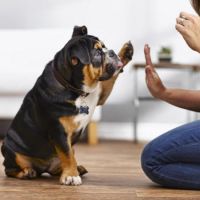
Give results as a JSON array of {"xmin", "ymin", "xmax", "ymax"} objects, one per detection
[{"xmin": 74, "ymin": 84, "xmax": 101, "ymax": 131}]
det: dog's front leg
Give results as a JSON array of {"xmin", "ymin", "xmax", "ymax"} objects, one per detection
[
  {"xmin": 98, "ymin": 42, "xmax": 133, "ymax": 105},
  {"xmin": 54, "ymin": 116, "xmax": 81, "ymax": 186},
  {"xmin": 55, "ymin": 145, "xmax": 81, "ymax": 185}
]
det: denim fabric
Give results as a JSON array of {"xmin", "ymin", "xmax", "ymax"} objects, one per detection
[{"xmin": 141, "ymin": 120, "xmax": 200, "ymax": 189}]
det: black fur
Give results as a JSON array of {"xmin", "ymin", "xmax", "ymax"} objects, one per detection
[{"xmin": 1, "ymin": 26, "xmax": 121, "ymax": 174}]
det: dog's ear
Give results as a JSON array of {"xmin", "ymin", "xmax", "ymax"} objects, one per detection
[
  {"xmin": 70, "ymin": 44, "xmax": 90, "ymax": 65},
  {"xmin": 72, "ymin": 25, "xmax": 88, "ymax": 38}
]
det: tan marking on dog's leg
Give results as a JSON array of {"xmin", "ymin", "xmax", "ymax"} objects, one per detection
[
  {"xmin": 55, "ymin": 145, "xmax": 81, "ymax": 185},
  {"xmin": 72, "ymin": 148, "xmax": 88, "ymax": 176},
  {"xmin": 14, "ymin": 153, "xmax": 37, "ymax": 179},
  {"xmin": 59, "ymin": 116, "xmax": 78, "ymax": 136},
  {"xmin": 55, "ymin": 146, "xmax": 77, "ymax": 175},
  {"xmin": 58, "ymin": 116, "xmax": 82, "ymax": 185},
  {"xmin": 98, "ymin": 75, "xmax": 118, "ymax": 105}
]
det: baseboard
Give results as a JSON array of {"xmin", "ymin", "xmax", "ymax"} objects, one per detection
[{"xmin": 98, "ymin": 122, "xmax": 184, "ymax": 141}]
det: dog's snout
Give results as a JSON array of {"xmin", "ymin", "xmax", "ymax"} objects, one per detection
[
  {"xmin": 104, "ymin": 49, "xmax": 123, "ymax": 70},
  {"xmin": 117, "ymin": 61, "xmax": 123, "ymax": 68}
]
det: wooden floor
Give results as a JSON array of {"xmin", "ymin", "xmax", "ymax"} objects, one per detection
[{"xmin": 0, "ymin": 141, "xmax": 200, "ymax": 200}]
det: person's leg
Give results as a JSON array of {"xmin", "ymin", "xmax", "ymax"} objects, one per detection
[{"xmin": 141, "ymin": 120, "xmax": 200, "ymax": 189}]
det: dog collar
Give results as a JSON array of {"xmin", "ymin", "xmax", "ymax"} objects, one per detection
[{"xmin": 53, "ymin": 65, "xmax": 89, "ymax": 97}]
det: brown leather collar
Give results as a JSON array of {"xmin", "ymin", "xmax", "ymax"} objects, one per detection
[{"xmin": 53, "ymin": 65, "xmax": 89, "ymax": 97}]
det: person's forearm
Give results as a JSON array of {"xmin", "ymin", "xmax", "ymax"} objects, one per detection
[{"xmin": 160, "ymin": 88, "xmax": 200, "ymax": 112}]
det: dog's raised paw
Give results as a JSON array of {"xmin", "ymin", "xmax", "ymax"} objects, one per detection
[
  {"xmin": 118, "ymin": 41, "xmax": 134, "ymax": 65},
  {"xmin": 60, "ymin": 175, "xmax": 82, "ymax": 186}
]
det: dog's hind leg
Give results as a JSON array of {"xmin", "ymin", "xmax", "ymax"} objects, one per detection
[
  {"xmin": 6, "ymin": 167, "xmax": 37, "ymax": 179},
  {"xmin": 2, "ymin": 144, "xmax": 37, "ymax": 179},
  {"xmin": 6, "ymin": 153, "xmax": 37, "ymax": 179}
]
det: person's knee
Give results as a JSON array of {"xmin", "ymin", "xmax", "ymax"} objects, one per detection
[
  {"xmin": 141, "ymin": 142, "xmax": 161, "ymax": 182},
  {"xmin": 141, "ymin": 143, "xmax": 154, "ymax": 175}
]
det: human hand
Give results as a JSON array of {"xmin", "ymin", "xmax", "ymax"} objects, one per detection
[
  {"xmin": 144, "ymin": 44, "xmax": 167, "ymax": 99},
  {"xmin": 176, "ymin": 12, "xmax": 200, "ymax": 53}
]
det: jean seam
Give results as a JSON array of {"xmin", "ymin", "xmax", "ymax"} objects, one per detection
[
  {"xmin": 148, "ymin": 140, "xmax": 200, "ymax": 166},
  {"xmin": 156, "ymin": 124, "xmax": 200, "ymax": 153},
  {"xmin": 152, "ymin": 163, "xmax": 200, "ymax": 186}
]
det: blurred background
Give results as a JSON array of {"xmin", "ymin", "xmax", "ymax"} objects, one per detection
[{"xmin": 0, "ymin": 0, "xmax": 199, "ymax": 142}]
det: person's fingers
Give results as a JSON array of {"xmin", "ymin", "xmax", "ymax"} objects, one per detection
[
  {"xmin": 179, "ymin": 12, "xmax": 196, "ymax": 22},
  {"xmin": 177, "ymin": 17, "xmax": 192, "ymax": 28},
  {"xmin": 176, "ymin": 17, "xmax": 185, "ymax": 26},
  {"xmin": 144, "ymin": 44, "xmax": 153, "ymax": 66},
  {"xmin": 175, "ymin": 24, "xmax": 188, "ymax": 35}
]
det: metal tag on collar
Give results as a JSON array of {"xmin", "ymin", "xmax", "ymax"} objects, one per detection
[
  {"xmin": 79, "ymin": 95, "xmax": 89, "ymax": 115},
  {"xmin": 79, "ymin": 106, "xmax": 89, "ymax": 114}
]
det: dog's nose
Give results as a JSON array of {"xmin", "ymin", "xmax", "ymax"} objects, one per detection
[{"xmin": 117, "ymin": 61, "xmax": 123, "ymax": 68}]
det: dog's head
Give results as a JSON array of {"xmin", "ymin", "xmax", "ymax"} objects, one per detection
[{"xmin": 53, "ymin": 26, "xmax": 123, "ymax": 93}]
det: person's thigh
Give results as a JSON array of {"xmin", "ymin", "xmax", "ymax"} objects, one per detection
[{"xmin": 141, "ymin": 120, "xmax": 200, "ymax": 189}]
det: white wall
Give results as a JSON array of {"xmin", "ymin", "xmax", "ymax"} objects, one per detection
[{"xmin": 0, "ymin": 0, "xmax": 200, "ymax": 140}]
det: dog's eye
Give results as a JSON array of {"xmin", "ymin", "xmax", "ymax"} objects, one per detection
[
  {"xmin": 96, "ymin": 49, "xmax": 102, "ymax": 56},
  {"xmin": 108, "ymin": 50, "xmax": 115, "ymax": 57}
]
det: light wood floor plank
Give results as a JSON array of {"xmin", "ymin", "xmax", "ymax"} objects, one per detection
[{"xmin": 0, "ymin": 141, "xmax": 200, "ymax": 200}]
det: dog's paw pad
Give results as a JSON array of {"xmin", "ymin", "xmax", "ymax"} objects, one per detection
[
  {"xmin": 119, "ymin": 41, "xmax": 134, "ymax": 65},
  {"xmin": 60, "ymin": 175, "xmax": 82, "ymax": 186}
]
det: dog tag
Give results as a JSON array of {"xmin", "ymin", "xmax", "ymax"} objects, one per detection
[{"xmin": 79, "ymin": 106, "xmax": 89, "ymax": 114}]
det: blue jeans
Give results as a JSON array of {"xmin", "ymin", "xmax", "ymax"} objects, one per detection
[{"xmin": 141, "ymin": 120, "xmax": 200, "ymax": 189}]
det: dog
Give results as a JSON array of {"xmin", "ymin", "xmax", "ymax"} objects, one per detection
[{"xmin": 1, "ymin": 26, "xmax": 133, "ymax": 185}]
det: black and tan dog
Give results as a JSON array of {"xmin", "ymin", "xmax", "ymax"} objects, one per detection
[{"xmin": 1, "ymin": 26, "xmax": 133, "ymax": 185}]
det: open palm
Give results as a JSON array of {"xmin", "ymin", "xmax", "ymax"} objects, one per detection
[{"xmin": 144, "ymin": 44, "xmax": 166, "ymax": 99}]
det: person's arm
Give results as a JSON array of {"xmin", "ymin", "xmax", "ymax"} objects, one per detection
[
  {"xmin": 160, "ymin": 88, "xmax": 200, "ymax": 112},
  {"xmin": 144, "ymin": 44, "xmax": 200, "ymax": 112}
]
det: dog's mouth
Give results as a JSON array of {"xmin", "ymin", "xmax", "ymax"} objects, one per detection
[{"xmin": 99, "ymin": 60, "xmax": 123, "ymax": 81}]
